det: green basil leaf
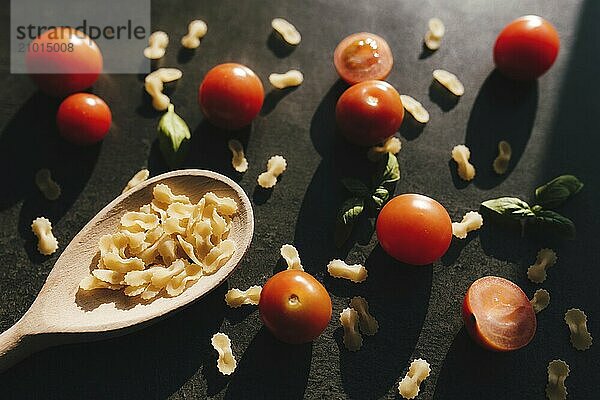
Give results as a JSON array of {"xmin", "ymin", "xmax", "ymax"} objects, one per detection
[
  {"xmin": 371, "ymin": 186, "xmax": 389, "ymax": 210},
  {"xmin": 481, "ymin": 197, "xmax": 534, "ymax": 217},
  {"xmin": 374, "ymin": 152, "xmax": 400, "ymax": 185},
  {"xmin": 532, "ymin": 209, "xmax": 576, "ymax": 240},
  {"xmin": 534, "ymin": 175, "xmax": 584, "ymax": 209},
  {"xmin": 341, "ymin": 178, "xmax": 370, "ymax": 197},
  {"xmin": 157, "ymin": 104, "xmax": 191, "ymax": 168},
  {"xmin": 337, "ymin": 197, "xmax": 364, "ymax": 225}
]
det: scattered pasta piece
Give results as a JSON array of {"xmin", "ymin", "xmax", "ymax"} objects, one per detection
[
  {"xmin": 349, "ymin": 296, "xmax": 378, "ymax": 335},
  {"xmin": 79, "ymin": 185, "xmax": 237, "ymax": 300},
  {"xmin": 145, "ymin": 68, "xmax": 183, "ymax": 111},
  {"xmin": 227, "ymin": 139, "xmax": 248, "ymax": 173},
  {"xmin": 367, "ymin": 137, "xmax": 402, "ymax": 162},
  {"xmin": 211, "ymin": 333, "xmax": 237, "ymax": 375},
  {"xmin": 564, "ymin": 308, "xmax": 592, "ymax": 350},
  {"xmin": 34, "ymin": 168, "xmax": 61, "ymax": 201},
  {"xmin": 428, "ymin": 18, "xmax": 445, "ymax": 39},
  {"xmin": 530, "ymin": 289, "xmax": 550, "ymax": 313},
  {"xmin": 269, "ymin": 70, "xmax": 304, "ymax": 89},
  {"xmin": 451, "ymin": 145, "xmax": 475, "ymax": 181},
  {"xmin": 451, "ymin": 211, "xmax": 483, "ymax": 239},
  {"xmin": 546, "ymin": 360, "xmax": 569, "ymax": 400},
  {"xmin": 400, "ymin": 95, "xmax": 430, "ymax": 124},
  {"xmin": 257, "ymin": 155, "xmax": 287, "ymax": 189},
  {"xmin": 327, "ymin": 259, "xmax": 367, "ymax": 283},
  {"xmin": 31, "ymin": 217, "xmax": 58, "ymax": 256},
  {"xmin": 143, "ymin": 31, "xmax": 168, "ymax": 59},
  {"xmin": 181, "ymin": 19, "xmax": 207, "ymax": 49},
  {"xmin": 424, "ymin": 31, "xmax": 441, "ymax": 51},
  {"xmin": 271, "ymin": 18, "xmax": 301, "ymax": 45},
  {"xmin": 433, "ymin": 69, "xmax": 464, "ymax": 96},
  {"xmin": 398, "ymin": 359, "xmax": 431, "ymax": 399},
  {"xmin": 527, "ymin": 248, "xmax": 557, "ymax": 283},
  {"xmin": 493, "ymin": 140, "xmax": 512, "ymax": 175},
  {"xmin": 225, "ymin": 285, "xmax": 262, "ymax": 308},
  {"xmin": 339, "ymin": 307, "xmax": 362, "ymax": 351},
  {"xmin": 122, "ymin": 169, "xmax": 150, "ymax": 194},
  {"xmin": 280, "ymin": 244, "xmax": 303, "ymax": 271}
]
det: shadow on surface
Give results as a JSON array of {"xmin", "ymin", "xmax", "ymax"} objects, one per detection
[
  {"xmin": 465, "ymin": 70, "xmax": 538, "ymax": 190},
  {"xmin": 266, "ymin": 31, "xmax": 296, "ymax": 58},
  {"xmin": 399, "ymin": 112, "xmax": 426, "ymax": 141},
  {"xmin": 225, "ymin": 327, "xmax": 312, "ymax": 400},
  {"xmin": 333, "ymin": 245, "xmax": 432, "ymax": 400},
  {"xmin": 260, "ymin": 87, "xmax": 299, "ymax": 116},
  {"xmin": 0, "ymin": 284, "xmax": 227, "ymax": 400},
  {"xmin": 429, "ymin": 80, "xmax": 459, "ymax": 111}
]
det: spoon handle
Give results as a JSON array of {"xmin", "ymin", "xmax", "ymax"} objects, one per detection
[{"xmin": 0, "ymin": 318, "xmax": 45, "ymax": 372}]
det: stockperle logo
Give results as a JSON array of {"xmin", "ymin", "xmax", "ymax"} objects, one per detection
[{"xmin": 11, "ymin": 0, "xmax": 150, "ymax": 74}]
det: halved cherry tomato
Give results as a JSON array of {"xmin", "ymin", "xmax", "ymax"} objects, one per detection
[
  {"xmin": 462, "ymin": 276, "xmax": 536, "ymax": 351},
  {"xmin": 334, "ymin": 32, "xmax": 393, "ymax": 85},
  {"xmin": 335, "ymin": 80, "xmax": 404, "ymax": 146},
  {"xmin": 493, "ymin": 15, "xmax": 560, "ymax": 80},
  {"xmin": 56, "ymin": 93, "xmax": 112, "ymax": 145},
  {"xmin": 26, "ymin": 27, "xmax": 103, "ymax": 97},
  {"xmin": 198, "ymin": 63, "xmax": 264, "ymax": 130},
  {"xmin": 376, "ymin": 194, "xmax": 452, "ymax": 265},
  {"xmin": 259, "ymin": 270, "xmax": 332, "ymax": 344}
]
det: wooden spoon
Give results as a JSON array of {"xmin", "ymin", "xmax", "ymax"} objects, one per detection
[{"xmin": 0, "ymin": 169, "xmax": 254, "ymax": 371}]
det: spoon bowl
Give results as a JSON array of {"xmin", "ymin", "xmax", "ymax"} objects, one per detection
[{"xmin": 0, "ymin": 169, "xmax": 254, "ymax": 371}]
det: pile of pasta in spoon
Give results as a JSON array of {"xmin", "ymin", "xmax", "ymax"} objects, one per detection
[{"xmin": 80, "ymin": 184, "xmax": 237, "ymax": 300}]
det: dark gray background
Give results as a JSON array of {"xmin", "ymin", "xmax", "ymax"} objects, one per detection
[{"xmin": 0, "ymin": 0, "xmax": 598, "ymax": 399}]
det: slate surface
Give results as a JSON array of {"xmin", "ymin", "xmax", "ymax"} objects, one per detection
[{"xmin": 0, "ymin": 0, "xmax": 599, "ymax": 399}]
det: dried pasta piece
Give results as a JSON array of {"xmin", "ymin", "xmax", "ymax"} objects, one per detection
[
  {"xmin": 367, "ymin": 137, "xmax": 402, "ymax": 162},
  {"xmin": 103, "ymin": 253, "xmax": 145, "ymax": 273},
  {"xmin": 564, "ymin": 308, "xmax": 592, "ymax": 350},
  {"xmin": 271, "ymin": 18, "xmax": 301, "ymax": 45},
  {"xmin": 451, "ymin": 211, "xmax": 483, "ymax": 239},
  {"xmin": 92, "ymin": 269, "xmax": 125, "ymax": 285},
  {"xmin": 153, "ymin": 183, "xmax": 190, "ymax": 204},
  {"xmin": 349, "ymin": 297, "xmax": 378, "ymax": 335},
  {"xmin": 181, "ymin": 19, "xmax": 207, "ymax": 49},
  {"xmin": 451, "ymin": 144, "xmax": 475, "ymax": 181},
  {"xmin": 257, "ymin": 155, "xmax": 287, "ymax": 189},
  {"xmin": 433, "ymin": 69, "xmax": 464, "ymax": 96},
  {"xmin": 225, "ymin": 285, "xmax": 262, "ymax": 308},
  {"xmin": 339, "ymin": 307, "xmax": 362, "ymax": 351},
  {"xmin": 177, "ymin": 235, "xmax": 203, "ymax": 265},
  {"xmin": 211, "ymin": 333, "xmax": 237, "ymax": 375},
  {"xmin": 144, "ymin": 68, "xmax": 183, "ymax": 111},
  {"xmin": 31, "ymin": 217, "xmax": 58, "ymax": 256},
  {"xmin": 143, "ymin": 31, "xmax": 168, "ymax": 59},
  {"xmin": 398, "ymin": 359, "xmax": 431, "ymax": 399},
  {"xmin": 121, "ymin": 211, "xmax": 160, "ymax": 231},
  {"xmin": 400, "ymin": 95, "xmax": 430, "ymax": 124},
  {"xmin": 327, "ymin": 259, "xmax": 367, "ymax": 283},
  {"xmin": 527, "ymin": 248, "xmax": 557, "ymax": 283},
  {"xmin": 158, "ymin": 237, "xmax": 179, "ymax": 265},
  {"xmin": 280, "ymin": 244, "xmax": 303, "ymax": 271},
  {"xmin": 546, "ymin": 360, "xmax": 569, "ymax": 400},
  {"xmin": 269, "ymin": 70, "xmax": 304, "ymax": 89},
  {"xmin": 530, "ymin": 289, "xmax": 550, "ymax": 313},
  {"xmin": 204, "ymin": 192, "xmax": 238, "ymax": 215},
  {"xmin": 79, "ymin": 275, "xmax": 122, "ymax": 291},
  {"xmin": 122, "ymin": 169, "xmax": 149, "ymax": 194},
  {"xmin": 203, "ymin": 239, "xmax": 236, "ymax": 274},
  {"xmin": 424, "ymin": 18, "xmax": 444, "ymax": 51},
  {"xmin": 35, "ymin": 169, "xmax": 61, "ymax": 200},
  {"xmin": 493, "ymin": 141, "xmax": 512, "ymax": 175},
  {"xmin": 424, "ymin": 31, "xmax": 441, "ymax": 51},
  {"xmin": 228, "ymin": 140, "xmax": 248, "ymax": 173}
]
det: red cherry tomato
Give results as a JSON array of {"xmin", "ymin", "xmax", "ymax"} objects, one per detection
[
  {"xmin": 259, "ymin": 270, "xmax": 332, "ymax": 344},
  {"xmin": 335, "ymin": 80, "xmax": 404, "ymax": 146},
  {"xmin": 333, "ymin": 32, "xmax": 393, "ymax": 85},
  {"xmin": 198, "ymin": 63, "xmax": 264, "ymax": 130},
  {"xmin": 462, "ymin": 276, "xmax": 536, "ymax": 351},
  {"xmin": 26, "ymin": 27, "xmax": 103, "ymax": 97},
  {"xmin": 493, "ymin": 15, "xmax": 560, "ymax": 80},
  {"xmin": 376, "ymin": 194, "xmax": 452, "ymax": 265},
  {"xmin": 56, "ymin": 93, "xmax": 112, "ymax": 145}
]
